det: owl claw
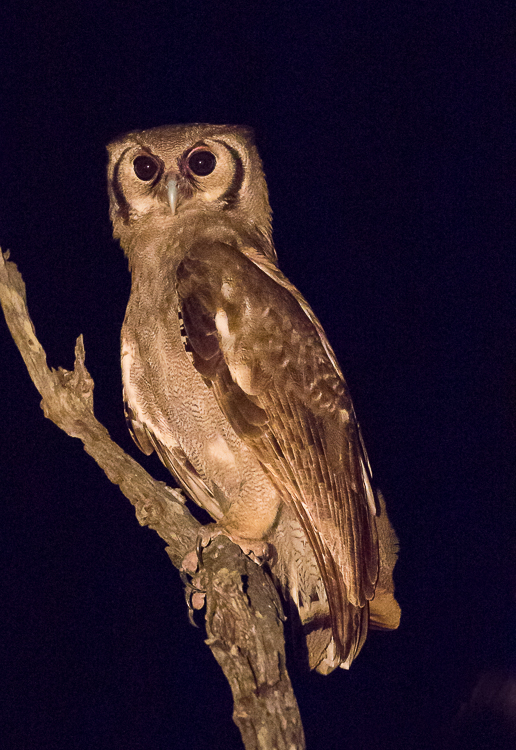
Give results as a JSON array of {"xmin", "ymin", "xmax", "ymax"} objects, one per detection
[
  {"xmin": 179, "ymin": 561, "xmax": 206, "ymax": 625},
  {"xmin": 236, "ymin": 539, "xmax": 269, "ymax": 566},
  {"xmin": 181, "ymin": 549, "xmax": 200, "ymax": 575},
  {"xmin": 196, "ymin": 523, "xmax": 269, "ymax": 566},
  {"xmin": 180, "ymin": 524, "xmax": 268, "ymax": 624}
]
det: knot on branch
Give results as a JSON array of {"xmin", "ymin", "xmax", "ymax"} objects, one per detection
[{"xmin": 54, "ymin": 335, "xmax": 95, "ymax": 407}]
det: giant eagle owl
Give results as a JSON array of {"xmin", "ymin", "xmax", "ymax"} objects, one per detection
[{"xmin": 107, "ymin": 124, "xmax": 400, "ymax": 674}]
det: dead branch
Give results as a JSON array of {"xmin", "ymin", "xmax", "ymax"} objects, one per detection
[{"xmin": 0, "ymin": 250, "xmax": 305, "ymax": 750}]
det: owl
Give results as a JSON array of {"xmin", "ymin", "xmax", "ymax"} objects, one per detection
[{"xmin": 107, "ymin": 124, "xmax": 400, "ymax": 674}]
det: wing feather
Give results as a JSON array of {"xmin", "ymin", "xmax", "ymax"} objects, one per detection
[
  {"xmin": 176, "ymin": 240, "xmax": 379, "ymax": 661},
  {"xmin": 124, "ymin": 388, "xmax": 223, "ymax": 521}
]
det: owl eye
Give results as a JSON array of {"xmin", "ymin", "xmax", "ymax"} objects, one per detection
[
  {"xmin": 133, "ymin": 155, "xmax": 160, "ymax": 181},
  {"xmin": 188, "ymin": 150, "xmax": 217, "ymax": 177}
]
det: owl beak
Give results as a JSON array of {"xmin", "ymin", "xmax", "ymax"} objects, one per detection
[{"xmin": 166, "ymin": 177, "xmax": 178, "ymax": 215}]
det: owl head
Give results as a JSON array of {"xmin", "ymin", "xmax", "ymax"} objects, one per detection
[{"xmin": 107, "ymin": 124, "xmax": 274, "ymax": 258}]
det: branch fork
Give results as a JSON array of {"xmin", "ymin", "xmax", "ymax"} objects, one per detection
[{"xmin": 0, "ymin": 250, "xmax": 305, "ymax": 750}]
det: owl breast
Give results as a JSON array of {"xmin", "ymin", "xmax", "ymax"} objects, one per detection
[{"xmin": 121, "ymin": 258, "xmax": 281, "ymax": 540}]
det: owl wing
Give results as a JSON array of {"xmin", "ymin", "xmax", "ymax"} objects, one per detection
[
  {"xmin": 176, "ymin": 241, "xmax": 380, "ymax": 663},
  {"xmin": 123, "ymin": 388, "xmax": 224, "ymax": 522}
]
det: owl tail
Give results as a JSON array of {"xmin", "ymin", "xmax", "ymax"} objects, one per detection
[
  {"xmin": 268, "ymin": 505, "xmax": 370, "ymax": 674},
  {"xmin": 369, "ymin": 489, "xmax": 401, "ymax": 631},
  {"xmin": 312, "ymin": 489, "xmax": 401, "ymax": 668},
  {"xmin": 306, "ymin": 601, "xmax": 369, "ymax": 674}
]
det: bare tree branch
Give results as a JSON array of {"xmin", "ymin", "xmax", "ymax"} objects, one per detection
[{"xmin": 0, "ymin": 250, "xmax": 306, "ymax": 750}]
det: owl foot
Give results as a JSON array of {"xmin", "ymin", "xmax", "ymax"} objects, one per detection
[
  {"xmin": 196, "ymin": 523, "xmax": 269, "ymax": 566},
  {"xmin": 180, "ymin": 524, "xmax": 268, "ymax": 622},
  {"xmin": 180, "ymin": 570, "xmax": 206, "ymax": 623},
  {"xmin": 180, "ymin": 556, "xmax": 207, "ymax": 623}
]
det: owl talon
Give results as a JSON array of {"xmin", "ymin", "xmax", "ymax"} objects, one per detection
[
  {"xmin": 180, "ymin": 557, "xmax": 206, "ymax": 625},
  {"xmin": 181, "ymin": 549, "xmax": 200, "ymax": 575},
  {"xmin": 182, "ymin": 578, "xmax": 206, "ymax": 626},
  {"xmin": 196, "ymin": 523, "xmax": 269, "ymax": 566},
  {"xmin": 195, "ymin": 523, "xmax": 220, "ymax": 566},
  {"xmin": 236, "ymin": 539, "xmax": 269, "ymax": 566}
]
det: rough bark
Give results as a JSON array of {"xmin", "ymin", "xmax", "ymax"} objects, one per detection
[{"xmin": 0, "ymin": 250, "xmax": 306, "ymax": 750}]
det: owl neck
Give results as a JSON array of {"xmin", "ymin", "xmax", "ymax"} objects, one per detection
[{"xmin": 120, "ymin": 210, "xmax": 277, "ymax": 273}]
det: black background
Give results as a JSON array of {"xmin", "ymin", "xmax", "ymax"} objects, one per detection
[{"xmin": 1, "ymin": 2, "xmax": 514, "ymax": 749}]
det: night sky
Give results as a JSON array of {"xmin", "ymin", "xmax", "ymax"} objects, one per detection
[{"xmin": 1, "ymin": 3, "xmax": 514, "ymax": 749}]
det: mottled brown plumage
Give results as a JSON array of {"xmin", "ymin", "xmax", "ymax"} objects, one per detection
[{"xmin": 107, "ymin": 124, "xmax": 400, "ymax": 673}]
